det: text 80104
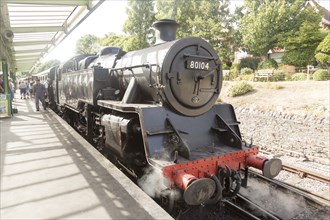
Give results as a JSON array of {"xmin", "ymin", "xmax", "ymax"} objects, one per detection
[{"xmin": 186, "ymin": 59, "xmax": 210, "ymax": 71}]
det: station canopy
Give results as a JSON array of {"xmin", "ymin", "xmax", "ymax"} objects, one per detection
[{"xmin": 0, "ymin": 0, "xmax": 104, "ymax": 73}]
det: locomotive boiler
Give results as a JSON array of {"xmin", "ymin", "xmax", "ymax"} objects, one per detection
[{"xmin": 47, "ymin": 19, "xmax": 282, "ymax": 207}]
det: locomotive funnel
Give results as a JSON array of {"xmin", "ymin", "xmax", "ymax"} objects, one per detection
[
  {"xmin": 173, "ymin": 170, "xmax": 216, "ymax": 205},
  {"xmin": 153, "ymin": 19, "xmax": 179, "ymax": 44}
]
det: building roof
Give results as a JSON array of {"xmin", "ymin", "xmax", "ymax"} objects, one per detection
[
  {"xmin": 305, "ymin": 0, "xmax": 330, "ymax": 28},
  {"xmin": 0, "ymin": 0, "xmax": 105, "ymax": 73}
]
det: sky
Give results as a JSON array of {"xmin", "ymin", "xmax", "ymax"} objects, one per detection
[
  {"xmin": 43, "ymin": 0, "xmax": 330, "ymax": 63},
  {"xmin": 43, "ymin": 0, "xmax": 128, "ymax": 62}
]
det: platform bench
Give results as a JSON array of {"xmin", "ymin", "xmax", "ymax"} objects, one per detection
[{"xmin": 254, "ymin": 69, "xmax": 274, "ymax": 81}]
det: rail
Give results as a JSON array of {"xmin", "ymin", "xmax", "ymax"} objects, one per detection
[
  {"xmin": 249, "ymin": 170, "xmax": 330, "ymax": 209},
  {"xmin": 282, "ymin": 162, "xmax": 330, "ymax": 184}
]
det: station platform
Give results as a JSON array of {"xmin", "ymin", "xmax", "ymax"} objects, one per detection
[{"xmin": 0, "ymin": 97, "xmax": 173, "ymax": 220}]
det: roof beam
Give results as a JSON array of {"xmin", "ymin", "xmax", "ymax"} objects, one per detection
[
  {"xmin": 16, "ymin": 61, "xmax": 37, "ymax": 64},
  {"xmin": 12, "ymin": 40, "xmax": 52, "ymax": 46},
  {"xmin": 17, "ymin": 59, "xmax": 38, "ymax": 64},
  {"xmin": 1, "ymin": 0, "xmax": 90, "ymax": 7},
  {"xmin": 16, "ymin": 58, "xmax": 39, "ymax": 62},
  {"xmin": 15, "ymin": 52, "xmax": 43, "ymax": 56},
  {"xmin": 15, "ymin": 49, "xmax": 45, "ymax": 54},
  {"xmin": 14, "ymin": 55, "xmax": 40, "ymax": 59},
  {"xmin": 10, "ymin": 26, "xmax": 64, "ymax": 33}
]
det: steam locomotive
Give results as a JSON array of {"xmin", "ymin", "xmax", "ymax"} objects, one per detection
[{"xmin": 42, "ymin": 19, "xmax": 282, "ymax": 207}]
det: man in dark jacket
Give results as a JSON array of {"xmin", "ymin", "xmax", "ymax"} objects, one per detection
[{"xmin": 33, "ymin": 78, "xmax": 46, "ymax": 111}]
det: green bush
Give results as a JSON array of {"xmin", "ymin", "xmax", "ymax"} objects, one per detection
[
  {"xmin": 230, "ymin": 63, "xmax": 240, "ymax": 74},
  {"xmin": 227, "ymin": 81, "xmax": 253, "ymax": 97},
  {"xmin": 284, "ymin": 73, "xmax": 293, "ymax": 81},
  {"xmin": 258, "ymin": 59, "xmax": 278, "ymax": 69},
  {"xmin": 240, "ymin": 67, "xmax": 253, "ymax": 75},
  {"xmin": 224, "ymin": 72, "xmax": 237, "ymax": 80},
  {"xmin": 222, "ymin": 63, "xmax": 230, "ymax": 70},
  {"xmin": 273, "ymin": 72, "xmax": 286, "ymax": 81},
  {"xmin": 239, "ymin": 57, "xmax": 260, "ymax": 71},
  {"xmin": 291, "ymin": 72, "xmax": 307, "ymax": 81},
  {"xmin": 313, "ymin": 69, "xmax": 330, "ymax": 81},
  {"xmin": 235, "ymin": 74, "xmax": 254, "ymax": 81}
]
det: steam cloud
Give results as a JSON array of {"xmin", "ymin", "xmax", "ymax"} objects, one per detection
[
  {"xmin": 138, "ymin": 166, "xmax": 181, "ymax": 200},
  {"xmin": 239, "ymin": 178, "xmax": 307, "ymax": 219}
]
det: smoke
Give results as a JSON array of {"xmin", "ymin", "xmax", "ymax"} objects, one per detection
[
  {"xmin": 239, "ymin": 178, "xmax": 306, "ymax": 219},
  {"xmin": 138, "ymin": 166, "xmax": 181, "ymax": 200}
]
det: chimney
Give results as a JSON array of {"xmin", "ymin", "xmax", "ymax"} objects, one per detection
[{"xmin": 153, "ymin": 19, "xmax": 179, "ymax": 45}]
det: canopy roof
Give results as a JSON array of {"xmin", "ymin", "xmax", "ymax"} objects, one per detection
[{"xmin": 0, "ymin": 0, "xmax": 104, "ymax": 73}]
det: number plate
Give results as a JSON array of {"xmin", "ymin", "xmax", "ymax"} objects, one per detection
[{"xmin": 186, "ymin": 59, "xmax": 210, "ymax": 70}]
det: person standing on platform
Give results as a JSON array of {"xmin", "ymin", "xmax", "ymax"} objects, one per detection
[
  {"xmin": 25, "ymin": 82, "xmax": 30, "ymax": 99},
  {"xmin": 0, "ymin": 74, "xmax": 4, "ymax": 93},
  {"xmin": 33, "ymin": 78, "xmax": 46, "ymax": 111},
  {"xmin": 19, "ymin": 81, "xmax": 27, "ymax": 99},
  {"xmin": 8, "ymin": 78, "xmax": 14, "ymax": 102}
]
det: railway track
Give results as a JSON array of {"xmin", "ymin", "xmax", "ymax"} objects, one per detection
[
  {"xmin": 224, "ymin": 195, "xmax": 281, "ymax": 220},
  {"xmin": 175, "ymin": 168, "xmax": 329, "ymax": 220},
  {"xmin": 241, "ymin": 171, "xmax": 330, "ymax": 219},
  {"xmin": 282, "ymin": 162, "xmax": 330, "ymax": 184}
]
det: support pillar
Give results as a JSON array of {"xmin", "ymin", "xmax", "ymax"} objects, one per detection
[{"xmin": 0, "ymin": 61, "xmax": 12, "ymax": 117}]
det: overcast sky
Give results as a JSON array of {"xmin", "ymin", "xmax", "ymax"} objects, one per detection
[{"xmin": 43, "ymin": 0, "xmax": 330, "ymax": 62}]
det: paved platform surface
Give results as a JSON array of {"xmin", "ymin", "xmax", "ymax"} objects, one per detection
[{"xmin": 0, "ymin": 97, "xmax": 173, "ymax": 220}]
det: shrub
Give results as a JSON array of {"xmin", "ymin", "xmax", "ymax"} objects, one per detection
[
  {"xmin": 239, "ymin": 57, "xmax": 260, "ymax": 71},
  {"xmin": 227, "ymin": 81, "xmax": 253, "ymax": 97},
  {"xmin": 291, "ymin": 73, "xmax": 307, "ymax": 81},
  {"xmin": 235, "ymin": 74, "xmax": 254, "ymax": 81},
  {"xmin": 285, "ymin": 73, "xmax": 293, "ymax": 81},
  {"xmin": 273, "ymin": 72, "xmax": 286, "ymax": 81},
  {"xmin": 258, "ymin": 59, "xmax": 278, "ymax": 69},
  {"xmin": 228, "ymin": 72, "xmax": 237, "ymax": 81},
  {"xmin": 222, "ymin": 63, "xmax": 230, "ymax": 70},
  {"xmin": 230, "ymin": 63, "xmax": 240, "ymax": 74},
  {"xmin": 313, "ymin": 69, "xmax": 330, "ymax": 81},
  {"xmin": 240, "ymin": 67, "xmax": 253, "ymax": 75}
]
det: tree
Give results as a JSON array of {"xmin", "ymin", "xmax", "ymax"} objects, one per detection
[
  {"xmin": 123, "ymin": 0, "xmax": 155, "ymax": 50},
  {"xmin": 155, "ymin": 0, "xmax": 195, "ymax": 38},
  {"xmin": 32, "ymin": 59, "xmax": 60, "ymax": 74},
  {"xmin": 155, "ymin": 0, "xmax": 178, "ymax": 20},
  {"xmin": 155, "ymin": 0, "xmax": 236, "ymax": 65},
  {"xmin": 239, "ymin": 0, "xmax": 312, "ymax": 57},
  {"xmin": 75, "ymin": 34, "xmax": 100, "ymax": 55},
  {"xmin": 101, "ymin": 33, "xmax": 127, "ymax": 49},
  {"xmin": 281, "ymin": 9, "xmax": 326, "ymax": 67},
  {"xmin": 315, "ymin": 32, "xmax": 330, "ymax": 68}
]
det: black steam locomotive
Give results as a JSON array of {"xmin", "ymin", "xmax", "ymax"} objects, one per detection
[{"xmin": 43, "ymin": 19, "xmax": 282, "ymax": 207}]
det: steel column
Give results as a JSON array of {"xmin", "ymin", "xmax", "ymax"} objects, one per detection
[{"xmin": 1, "ymin": 61, "xmax": 12, "ymax": 117}]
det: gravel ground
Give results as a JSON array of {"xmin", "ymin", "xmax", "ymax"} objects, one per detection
[
  {"xmin": 235, "ymin": 109, "xmax": 330, "ymax": 204},
  {"xmin": 219, "ymin": 80, "xmax": 330, "ymax": 205},
  {"xmin": 235, "ymin": 107, "xmax": 329, "ymax": 163}
]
